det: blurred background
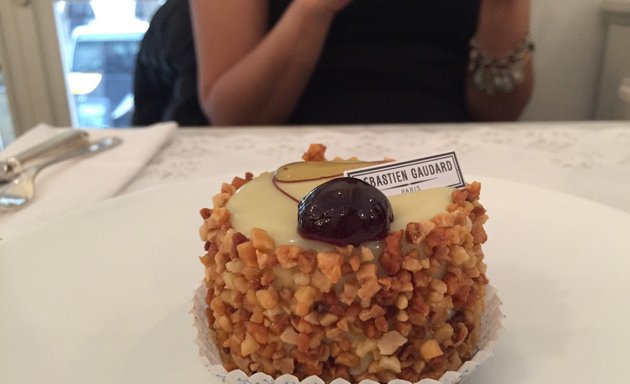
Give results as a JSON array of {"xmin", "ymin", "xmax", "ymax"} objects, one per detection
[
  {"xmin": 1, "ymin": 0, "xmax": 630, "ymax": 149},
  {"xmin": 0, "ymin": 0, "xmax": 164, "ymax": 147}
]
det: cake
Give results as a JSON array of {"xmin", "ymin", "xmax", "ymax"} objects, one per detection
[{"xmin": 197, "ymin": 144, "xmax": 489, "ymax": 383}]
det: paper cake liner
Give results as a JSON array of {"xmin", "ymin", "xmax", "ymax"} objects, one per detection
[{"xmin": 192, "ymin": 283, "xmax": 503, "ymax": 384}]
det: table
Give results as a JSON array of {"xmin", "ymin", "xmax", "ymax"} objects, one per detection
[
  {"xmin": 2, "ymin": 120, "xmax": 630, "ymax": 384},
  {"xmin": 124, "ymin": 121, "xmax": 630, "ymax": 213},
  {"xmin": 122, "ymin": 120, "xmax": 630, "ymax": 383}
]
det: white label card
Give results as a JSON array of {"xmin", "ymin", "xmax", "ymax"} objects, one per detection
[{"xmin": 343, "ymin": 151, "xmax": 465, "ymax": 196}]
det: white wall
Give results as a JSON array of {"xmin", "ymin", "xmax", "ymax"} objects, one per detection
[{"xmin": 521, "ymin": 0, "xmax": 606, "ymax": 121}]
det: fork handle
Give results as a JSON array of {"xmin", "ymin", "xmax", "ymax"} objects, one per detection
[
  {"xmin": 0, "ymin": 130, "xmax": 89, "ymax": 182},
  {"xmin": 30, "ymin": 136, "xmax": 123, "ymax": 175},
  {"xmin": 13, "ymin": 129, "xmax": 89, "ymax": 163}
]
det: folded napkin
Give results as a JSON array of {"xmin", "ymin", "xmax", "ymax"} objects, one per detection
[{"xmin": 0, "ymin": 122, "xmax": 177, "ymax": 239}]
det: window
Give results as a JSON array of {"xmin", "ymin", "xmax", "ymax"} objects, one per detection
[
  {"xmin": 57, "ymin": 1, "xmax": 163, "ymax": 128},
  {"xmin": 0, "ymin": 65, "xmax": 15, "ymax": 148},
  {"xmin": 0, "ymin": 0, "xmax": 165, "ymax": 142}
]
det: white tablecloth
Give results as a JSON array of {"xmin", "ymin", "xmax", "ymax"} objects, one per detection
[
  {"xmin": 123, "ymin": 121, "xmax": 630, "ymax": 214},
  {"xmin": 2, "ymin": 120, "xmax": 630, "ymax": 384},
  {"xmin": 0, "ymin": 123, "xmax": 176, "ymax": 236}
]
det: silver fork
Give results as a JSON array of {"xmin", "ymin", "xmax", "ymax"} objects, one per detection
[
  {"xmin": 0, "ymin": 136, "xmax": 122, "ymax": 212},
  {"xmin": 0, "ymin": 129, "xmax": 89, "ymax": 182}
]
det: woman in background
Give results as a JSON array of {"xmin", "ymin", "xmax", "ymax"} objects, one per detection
[
  {"xmin": 190, "ymin": 0, "xmax": 533, "ymax": 125},
  {"xmin": 133, "ymin": 0, "xmax": 208, "ymax": 126}
]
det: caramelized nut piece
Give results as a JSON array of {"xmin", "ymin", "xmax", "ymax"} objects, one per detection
[
  {"xmin": 356, "ymin": 264, "xmax": 381, "ymax": 300},
  {"xmin": 355, "ymin": 338, "xmax": 377, "ymax": 358},
  {"xmin": 336, "ymin": 352, "xmax": 360, "ymax": 368},
  {"xmin": 257, "ymin": 250, "xmax": 278, "ymax": 270},
  {"xmin": 434, "ymin": 324, "xmax": 454, "ymax": 343},
  {"xmin": 359, "ymin": 304, "xmax": 386, "ymax": 321},
  {"xmin": 236, "ymin": 241, "xmax": 258, "ymax": 267},
  {"xmin": 212, "ymin": 192, "xmax": 231, "ymax": 208},
  {"xmin": 349, "ymin": 254, "xmax": 361, "ymax": 272},
  {"xmin": 405, "ymin": 221, "xmax": 436, "ymax": 244},
  {"xmin": 310, "ymin": 270, "xmax": 333, "ymax": 293},
  {"xmin": 402, "ymin": 256, "xmax": 423, "ymax": 272},
  {"xmin": 293, "ymin": 272, "xmax": 311, "ymax": 286},
  {"xmin": 378, "ymin": 356, "xmax": 402, "ymax": 373},
  {"xmin": 247, "ymin": 322, "xmax": 269, "ymax": 344},
  {"xmin": 301, "ymin": 143, "xmax": 327, "ymax": 161},
  {"xmin": 276, "ymin": 245, "xmax": 300, "ymax": 268},
  {"xmin": 430, "ymin": 279, "xmax": 448, "ymax": 294},
  {"xmin": 273, "ymin": 357, "xmax": 295, "ymax": 374},
  {"xmin": 199, "ymin": 207, "xmax": 212, "ymax": 219},
  {"xmin": 251, "ymin": 228, "xmax": 275, "ymax": 253},
  {"xmin": 419, "ymin": 339, "xmax": 444, "ymax": 361},
  {"xmin": 319, "ymin": 313, "xmax": 339, "ymax": 327},
  {"xmin": 256, "ymin": 287, "xmax": 279, "ymax": 310},
  {"xmin": 360, "ymin": 246, "xmax": 375, "ymax": 262},
  {"xmin": 451, "ymin": 245, "xmax": 470, "ymax": 265},
  {"xmin": 339, "ymin": 283, "xmax": 359, "ymax": 305},
  {"xmin": 206, "ymin": 207, "xmax": 230, "ymax": 230},
  {"xmin": 395, "ymin": 295, "xmax": 409, "ymax": 310},
  {"xmin": 297, "ymin": 250, "xmax": 317, "ymax": 274},
  {"xmin": 336, "ymin": 317, "xmax": 349, "ymax": 331},
  {"xmin": 220, "ymin": 182, "xmax": 236, "ymax": 195},
  {"xmin": 225, "ymin": 259, "xmax": 244, "ymax": 274},
  {"xmin": 231, "ymin": 173, "xmax": 253, "ymax": 190},
  {"xmin": 380, "ymin": 231, "xmax": 403, "ymax": 274},
  {"xmin": 294, "ymin": 286, "xmax": 319, "ymax": 316},
  {"xmin": 453, "ymin": 323, "xmax": 469, "ymax": 347},
  {"xmin": 241, "ymin": 333, "xmax": 261, "ymax": 356},
  {"xmin": 375, "ymin": 316, "xmax": 389, "ymax": 333},
  {"xmin": 280, "ymin": 327, "xmax": 299, "ymax": 345},
  {"xmin": 396, "ymin": 310, "xmax": 409, "ymax": 322},
  {"xmin": 432, "ymin": 212, "xmax": 456, "ymax": 228},
  {"xmin": 199, "ymin": 224, "xmax": 209, "ymax": 241},
  {"xmin": 377, "ymin": 331, "xmax": 408, "ymax": 355},
  {"xmin": 317, "ymin": 252, "xmax": 344, "ymax": 283}
]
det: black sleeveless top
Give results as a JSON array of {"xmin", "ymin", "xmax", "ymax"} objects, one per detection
[{"xmin": 268, "ymin": 0, "xmax": 481, "ymax": 124}]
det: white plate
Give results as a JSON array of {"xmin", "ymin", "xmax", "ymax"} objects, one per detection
[{"xmin": 1, "ymin": 176, "xmax": 629, "ymax": 384}]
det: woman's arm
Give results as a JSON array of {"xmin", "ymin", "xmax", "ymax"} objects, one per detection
[
  {"xmin": 466, "ymin": 0, "xmax": 533, "ymax": 121},
  {"xmin": 189, "ymin": 0, "xmax": 350, "ymax": 125}
]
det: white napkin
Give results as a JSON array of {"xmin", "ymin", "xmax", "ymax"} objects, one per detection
[{"xmin": 0, "ymin": 122, "xmax": 177, "ymax": 238}]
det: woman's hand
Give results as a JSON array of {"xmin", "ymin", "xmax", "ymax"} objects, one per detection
[{"xmin": 191, "ymin": 0, "xmax": 348, "ymax": 125}]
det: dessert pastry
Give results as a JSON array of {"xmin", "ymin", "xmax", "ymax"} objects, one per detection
[{"xmin": 197, "ymin": 144, "xmax": 489, "ymax": 383}]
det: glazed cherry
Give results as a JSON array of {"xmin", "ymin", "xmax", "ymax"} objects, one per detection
[{"xmin": 297, "ymin": 177, "xmax": 394, "ymax": 246}]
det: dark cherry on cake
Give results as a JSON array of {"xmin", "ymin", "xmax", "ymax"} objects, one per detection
[{"xmin": 297, "ymin": 177, "xmax": 394, "ymax": 246}]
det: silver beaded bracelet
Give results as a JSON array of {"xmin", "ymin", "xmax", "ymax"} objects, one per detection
[{"xmin": 468, "ymin": 35, "xmax": 534, "ymax": 95}]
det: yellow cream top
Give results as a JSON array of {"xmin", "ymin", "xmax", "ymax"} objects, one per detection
[{"xmin": 226, "ymin": 170, "xmax": 453, "ymax": 251}]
